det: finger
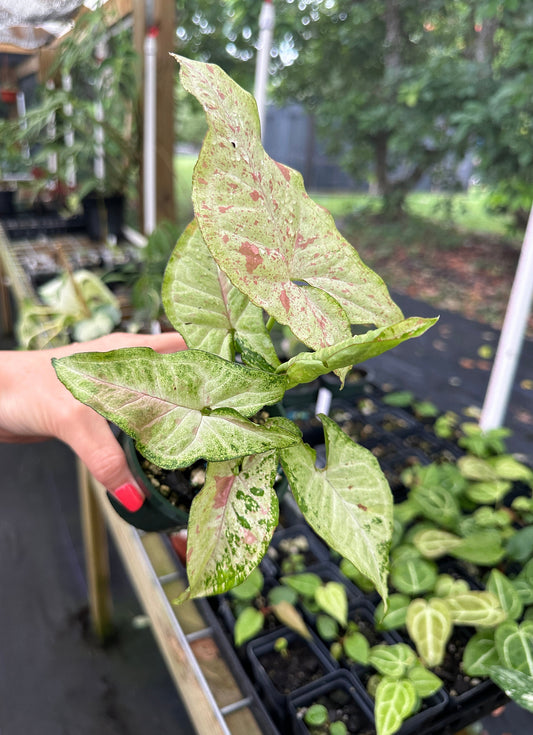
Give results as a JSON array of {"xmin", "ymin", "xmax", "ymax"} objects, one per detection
[{"xmin": 60, "ymin": 413, "xmax": 145, "ymax": 512}]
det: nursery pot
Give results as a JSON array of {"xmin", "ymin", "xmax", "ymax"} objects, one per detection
[
  {"xmin": 82, "ymin": 193, "xmax": 124, "ymax": 241},
  {"xmin": 288, "ymin": 669, "xmax": 374, "ymax": 735},
  {"xmin": 106, "ymin": 433, "xmax": 191, "ymax": 532},
  {"xmin": 0, "ymin": 189, "xmax": 15, "ymax": 217}
]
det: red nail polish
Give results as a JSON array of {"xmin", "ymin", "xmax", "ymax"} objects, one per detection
[{"xmin": 112, "ymin": 482, "xmax": 145, "ymax": 512}]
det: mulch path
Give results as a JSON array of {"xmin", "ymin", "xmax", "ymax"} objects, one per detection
[{"xmin": 349, "ymin": 226, "xmax": 533, "ymax": 340}]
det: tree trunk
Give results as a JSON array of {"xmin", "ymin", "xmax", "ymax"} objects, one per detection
[{"xmin": 373, "ymin": 132, "xmax": 407, "ymax": 218}]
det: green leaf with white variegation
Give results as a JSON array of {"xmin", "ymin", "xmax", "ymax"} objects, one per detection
[
  {"xmin": 368, "ymin": 644, "xmax": 417, "ymax": 678},
  {"xmin": 406, "ymin": 598, "xmax": 453, "ymax": 668},
  {"xmin": 390, "ymin": 556, "xmax": 438, "ymax": 595},
  {"xmin": 450, "ymin": 530, "xmax": 505, "ymax": 566},
  {"xmin": 495, "ymin": 621, "xmax": 533, "ymax": 675},
  {"xmin": 466, "ymin": 480, "xmax": 511, "ymax": 505},
  {"xmin": 181, "ymin": 452, "xmax": 279, "ymax": 600},
  {"xmin": 315, "ymin": 582, "xmax": 348, "ymax": 626},
  {"xmin": 173, "ymin": 55, "xmax": 404, "ymax": 353},
  {"xmin": 488, "ymin": 667, "xmax": 533, "ymax": 712},
  {"xmin": 374, "ymin": 594, "xmax": 410, "ymax": 631},
  {"xmin": 486, "ymin": 569, "xmax": 524, "ymax": 622},
  {"xmin": 433, "ymin": 575, "xmax": 470, "ymax": 598},
  {"xmin": 162, "ymin": 219, "xmax": 279, "ymax": 369},
  {"xmin": 281, "ymin": 317, "xmax": 437, "ymax": 388},
  {"xmin": 280, "ymin": 415, "xmax": 393, "ymax": 602},
  {"xmin": 53, "ymin": 348, "xmax": 296, "ymax": 469},
  {"xmin": 374, "ymin": 677, "xmax": 418, "ymax": 735},
  {"xmin": 463, "ymin": 630, "xmax": 499, "ymax": 677},
  {"xmin": 487, "ymin": 455, "xmax": 533, "ymax": 483},
  {"xmin": 412, "ymin": 529, "xmax": 463, "ymax": 559},
  {"xmin": 407, "ymin": 661, "xmax": 443, "ymax": 698},
  {"xmin": 457, "ymin": 456, "xmax": 499, "ymax": 482},
  {"xmin": 444, "ymin": 591, "xmax": 507, "ymax": 627}
]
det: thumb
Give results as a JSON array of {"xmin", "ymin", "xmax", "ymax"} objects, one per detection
[{"xmin": 65, "ymin": 416, "xmax": 146, "ymax": 512}]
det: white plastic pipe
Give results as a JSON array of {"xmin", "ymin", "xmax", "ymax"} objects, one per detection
[
  {"xmin": 93, "ymin": 41, "xmax": 108, "ymax": 187},
  {"xmin": 45, "ymin": 79, "xmax": 57, "ymax": 176},
  {"xmin": 16, "ymin": 91, "xmax": 30, "ymax": 160},
  {"xmin": 143, "ymin": 29, "xmax": 158, "ymax": 236},
  {"xmin": 254, "ymin": 0, "xmax": 275, "ymax": 139},
  {"xmin": 62, "ymin": 72, "xmax": 76, "ymax": 188},
  {"xmin": 480, "ymin": 202, "xmax": 533, "ymax": 430}
]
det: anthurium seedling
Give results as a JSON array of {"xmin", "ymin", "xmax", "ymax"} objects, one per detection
[
  {"xmin": 53, "ymin": 55, "xmax": 435, "ymax": 602},
  {"xmin": 366, "ymin": 642, "xmax": 443, "ymax": 735},
  {"xmin": 303, "ymin": 703, "xmax": 348, "ymax": 735}
]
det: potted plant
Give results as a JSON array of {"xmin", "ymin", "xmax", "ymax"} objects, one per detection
[
  {"xmin": 52, "ymin": 55, "xmax": 435, "ymax": 606},
  {"xmin": 2, "ymin": 6, "xmax": 138, "ymax": 234}
]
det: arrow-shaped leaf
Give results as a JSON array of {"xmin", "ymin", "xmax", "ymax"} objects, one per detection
[
  {"xmin": 162, "ymin": 219, "xmax": 279, "ymax": 370},
  {"xmin": 495, "ymin": 621, "xmax": 533, "ymax": 675},
  {"xmin": 374, "ymin": 677, "xmax": 418, "ymax": 735},
  {"xmin": 282, "ymin": 317, "xmax": 437, "ymax": 387},
  {"xmin": 181, "ymin": 452, "xmax": 279, "ymax": 599},
  {"xmin": 53, "ymin": 348, "xmax": 297, "ymax": 468},
  {"xmin": 280, "ymin": 415, "xmax": 393, "ymax": 602},
  {"xmin": 173, "ymin": 55, "xmax": 404, "ymax": 352},
  {"xmin": 406, "ymin": 598, "xmax": 453, "ymax": 668},
  {"xmin": 444, "ymin": 591, "xmax": 507, "ymax": 627}
]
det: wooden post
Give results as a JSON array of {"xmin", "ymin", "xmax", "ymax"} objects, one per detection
[
  {"xmin": 77, "ymin": 460, "xmax": 115, "ymax": 643},
  {"xmin": 154, "ymin": 0, "xmax": 176, "ymax": 224}
]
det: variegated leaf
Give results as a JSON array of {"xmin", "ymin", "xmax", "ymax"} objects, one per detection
[
  {"xmin": 412, "ymin": 529, "xmax": 463, "ymax": 559},
  {"xmin": 182, "ymin": 452, "xmax": 279, "ymax": 599},
  {"xmin": 463, "ymin": 630, "xmax": 499, "ymax": 677},
  {"xmin": 495, "ymin": 621, "xmax": 533, "ymax": 676},
  {"xmin": 173, "ymin": 55, "xmax": 404, "ymax": 352},
  {"xmin": 488, "ymin": 666, "xmax": 533, "ymax": 712},
  {"xmin": 374, "ymin": 677, "xmax": 418, "ymax": 735},
  {"xmin": 280, "ymin": 415, "xmax": 393, "ymax": 602},
  {"xmin": 444, "ymin": 591, "xmax": 507, "ymax": 627},
  {"xmin": 406, "ymin": 598, "xmax": 453, "ymax": 668},
  {"xmin": 369, "ymin": 643, "xmax": 417, "ymax": 678},
  {"xmin": 282, "ymin": 317, "xmax": 437, "ymax": 387},
  {"xmin": 53, "ymin": 348, "xmax": 296, "ymax": 468},
  {"xmin": 486, "ymin": 569, "xmax": 524, "ymax": 622},
  {"xmin": 407, "ymin": 661, "xmax": 443, "ymax": 698},
  {"xmin": 162, "ymin": 219, "xmax": 279, "ymax": 369},
  {"xmin": 390, "ymin": 556, "xmax": 438, "ymax": 595}
]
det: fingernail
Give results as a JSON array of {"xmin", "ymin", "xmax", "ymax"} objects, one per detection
[{"xmin": 111, "ymin": 482, "xmax": 145, "ymax": 512}]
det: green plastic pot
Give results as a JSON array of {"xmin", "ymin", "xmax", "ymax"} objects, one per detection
[{"xmin": 106, "ymin": 433, "xmax": 190, "ymax": 532}]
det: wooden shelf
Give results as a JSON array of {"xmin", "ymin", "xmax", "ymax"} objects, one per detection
[{"xmin": 79, "ymin": 463, "xmax": 274, "ymax": 735}]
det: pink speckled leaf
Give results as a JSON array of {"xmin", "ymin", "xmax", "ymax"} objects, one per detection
[
  {"xmin": 280, "ymin": 415, "xmax": 393, "ymax": 602},
  {"xmin": 173, "ymin": 55, "xmax": 403, "ymax": 352},
  {"xmin": 181, "ymin": 452, "xmax": 279, "ymax": 599},
  {"xmin": 162, "ymin": 219, "xmax": 280, "ymax": 370}
]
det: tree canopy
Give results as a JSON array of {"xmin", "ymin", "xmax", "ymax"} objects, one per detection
[{"xmin": 174, "ymin": 0, "xmax": 533, "ymax": 224}]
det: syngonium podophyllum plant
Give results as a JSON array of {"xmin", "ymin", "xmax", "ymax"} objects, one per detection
[{"xmin": 52, "ymin": 56, "xmax": 435, "ymax": 602}]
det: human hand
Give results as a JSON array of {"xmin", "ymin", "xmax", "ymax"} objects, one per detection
[{"xmin": 0, "ymin": 332, "xmax": 186, "ymax": 509}]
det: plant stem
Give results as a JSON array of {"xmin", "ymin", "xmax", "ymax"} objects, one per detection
[{"xmin": 266, "ymin": 316, "xmax": 276, "ymax": 332}]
